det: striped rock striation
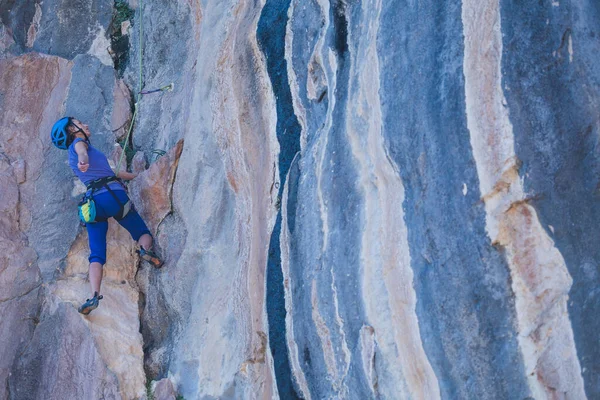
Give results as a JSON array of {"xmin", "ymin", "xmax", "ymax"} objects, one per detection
[
  {"xmin": 276, "ymin": 0, "xmax": 598, "ymax": 398},
  {"xmin": 1, "ymin": 0, "xmax": 599, "ymax": 399}
]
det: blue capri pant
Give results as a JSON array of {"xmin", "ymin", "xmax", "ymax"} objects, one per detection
[{"xmin": 86, "ymin": 189, "xmax": 151, "ymax": 265}]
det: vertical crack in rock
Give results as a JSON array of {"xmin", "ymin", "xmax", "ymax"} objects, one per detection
[
  {"xmin": 257, "ymin": 0, "xmax": 302, "ymax": 398},
  {"xmin": 280, "ymin": 0, "xmax": 389, "ymax": 397},
  {"xmin": 280, "ymin": 152, "xmax": 311, "ymax": 399},
  {"xmin": 130, "ymin": 139, "xmax": 184, "ymax": 381},
  {"xmin": 314, "ymin": 3, "xmax": 358, "ymax": 396},
  {"xmin": 109, "ymin": 0, "xmax": 134, "ymax": 76},
  {"xmin": 462, "ymin": 0, "xmax": 585, "ymax": 398},
  {"xmin": 331, "ymin": 0, "xmax": 348, "ymax": 56}
]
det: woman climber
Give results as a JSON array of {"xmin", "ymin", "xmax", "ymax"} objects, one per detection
[{"xmin": 50, "ymin": 117, "xmax": 162, "ymax": 315}]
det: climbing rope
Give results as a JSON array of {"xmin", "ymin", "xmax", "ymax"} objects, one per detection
[{"xmin": 115, "ymin": 0, "xmax": 172, "ymax": 175}]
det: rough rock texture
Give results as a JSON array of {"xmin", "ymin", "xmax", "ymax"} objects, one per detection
[
  {"xmin": 153, "ymin": 378, "xmax": 177, "ymax": 400},
  {"xmin": 0, "ymin": 0, "xmax": 113, "ymax": 62},
  {"xmin": 277, "ymin": 0, "xmax": 597, "ymax": 399},
  {"xmin": 136, "ymin": 1, "xmax": 280, "ymax": 397},
  {"xmin": 500, "ymin": 1, "xmax": 600, "ymax": 396},
  {"xmin": 128, "ymin": 139, "xmax": 183, "ymax": 234},
  {"xmin": 463, "ymin": 1, "xmax": 584, "ymax": 397},
  {"xmin": 1, "ymin": 0, "xmax": 599, "ymax": 399},
  {"xmin": 9, "ymin": 300, "xmax": 122, "ymax": 400},
  {"xmin": 278, "ymin": 0, "xmax": 441, "ymax": 398}
]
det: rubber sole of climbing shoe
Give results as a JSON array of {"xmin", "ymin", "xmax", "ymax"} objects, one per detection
[
  {"xmin": 78, "ymin": 294, "xmax": 103, "ymax": 315},
  {"xmin": 138, "ymin": 248, "xmax": 164, "ymax": 268}
]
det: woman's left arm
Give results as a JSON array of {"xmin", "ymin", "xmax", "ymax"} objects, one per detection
[{"xmin": 75, "ymin": 141, "xmax": 89, "ymax": 172}]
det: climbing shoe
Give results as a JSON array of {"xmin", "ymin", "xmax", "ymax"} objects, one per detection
[
  {"xmin": 78, "ymin": 292, "xmax": 103, "ymax": 315},
  {"xmin": 138, "ymin": 247, "xmax": 163, "ymax": 268}
]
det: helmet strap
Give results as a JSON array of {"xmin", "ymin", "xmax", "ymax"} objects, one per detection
[{"xmin": 68, "ymin": 119, "xmax": 91, "ymax": 144}]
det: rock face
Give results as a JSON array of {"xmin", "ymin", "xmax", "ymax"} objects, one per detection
[{"xmin": 1, "ymin": 0, "xmax": 599, "ymax": 400}]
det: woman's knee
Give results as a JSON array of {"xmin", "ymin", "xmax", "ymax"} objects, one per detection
[
  {"xmin": 118, "ymin": 210, "xmax": 152, "ymax": 241},
  {"xmin": 88, "ymin": 255, "xmax": 106, "ymax": 265}
]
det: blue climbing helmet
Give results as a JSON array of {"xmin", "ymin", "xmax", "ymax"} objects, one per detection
[{"xmin": 50, "ymin": 117, "xmax": 73, "ymax": 150}]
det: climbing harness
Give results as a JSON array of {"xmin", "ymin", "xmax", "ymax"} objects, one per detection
[
  {"xmin": 115, "ymin": 0, "xmax": 172, "ymax": 176},
  {"xmin": 78, "ymin": 176, "xmax": 132, "ymax": 224}
]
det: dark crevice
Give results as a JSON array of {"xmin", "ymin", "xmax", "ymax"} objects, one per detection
[
  {"xmin": 257, "ymin": 0, "xmax": 302, "ymax": 398},
  {"xmin": 0, "ymin": 0, "xmax": 39, "ymax": 52},
  {"xmin": 108, "ymin": 0, "xmax": 167, "ymax": 385},
  {"xmin": 136, "ymin": 264, "xmax": 174, "ymax": 380},
  {"xmin": 109, "ymin": 0, "xmax": 134, "ymax": 76},
  {"xmin": 332, "ymin": 0, "xmax": 348, "ymax": 55}
]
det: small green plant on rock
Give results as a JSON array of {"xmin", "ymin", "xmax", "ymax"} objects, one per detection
[
  {"xmin": 114, "ymin": 0, "xmax": 134, "ymax": 28},
  {"xmin": 110, "ymin": 0, "xmax": 135, "ymax": 75},
  {"xmin": 124, "ymin": 143, "xmax": 137, "ymax": 166},
  {"xmin": 145, "ymin": 379, "xmax": 154, "ymax": 400}
]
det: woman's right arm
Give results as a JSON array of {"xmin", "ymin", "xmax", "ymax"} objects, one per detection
[
  {"xmin": 75, "ymin": 141, "xmax": 89, "ymax": 172},
  {"xmin": 117, "ymin": 170, "xmax": 138, "ymax": 180}
]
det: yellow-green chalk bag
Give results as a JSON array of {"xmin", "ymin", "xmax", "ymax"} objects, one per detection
[{"xmin": 78, "ymin": 197, "xmax": 97, "ymax": 224}]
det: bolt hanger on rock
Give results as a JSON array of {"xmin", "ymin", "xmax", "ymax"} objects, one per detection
[{"xmin": 140, "ymin": 82, "xmax": 174, "ymax": 95}]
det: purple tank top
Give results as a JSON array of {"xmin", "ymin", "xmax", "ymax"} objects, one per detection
[{"xmin": 68, "ymin": 138, "xmax": 124, "ymax": 194}]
